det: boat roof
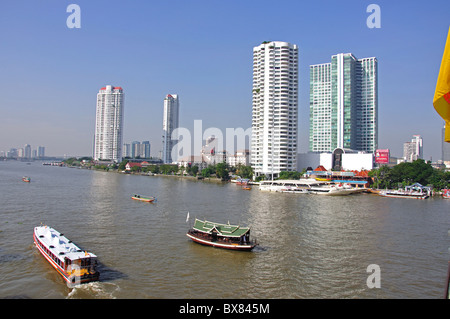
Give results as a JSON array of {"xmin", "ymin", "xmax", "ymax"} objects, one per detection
[
  {"xmin": 34, "ymin": 226, "xmax": 97, "ymax": 261},
  {"xmin": 259, "ymin": 179, "xmax": 325, "ymax": 185},
  {"xmin": 192, "ymin": 219, "xmax": 250, "ymax": 237}
]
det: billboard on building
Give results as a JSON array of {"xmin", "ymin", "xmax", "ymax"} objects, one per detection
[{"xmin": 375, "ymin": 149, "xmax": 390, "ymax": 164}]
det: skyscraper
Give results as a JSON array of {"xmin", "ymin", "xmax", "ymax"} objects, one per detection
[
  {"xmin": 141, "ymin": 141, "xmax": 151, "ymax": 158},
  {"xmin": 38, "ymin": 146, "xmax": 45, "ymax": 158},
  {"xmin": 403, "ymin": 134, "xmax": 423, "ymax": 162},
  {"xmin": 131, "ymin": 141, "xmax": 141, "ymax": 158},
  {"xmin": 251, "ymin": 41, "xmax": 299, "ymax": 178},
  {"xmin": 162, "ymin": 94, "xmax": 179, "ymax": 164},
  {"xmin": 93, "ymin": 85, "xmax": 124, "ymax": 162},
  {"xmin": 24, "ymin": 144, "xmax": 31, "ymax": 159},
  {"xmin": 309, "ymin": 53, "xmax": 378, "ymax": 153}
]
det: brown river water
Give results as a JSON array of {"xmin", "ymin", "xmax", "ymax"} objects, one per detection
[{"xmin": 0, "ymin": 161, "xmax": 449, "ymax": 299}]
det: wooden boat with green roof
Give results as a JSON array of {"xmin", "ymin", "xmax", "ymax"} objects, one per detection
[{"xmin": 187, "ymin": 218, "xmax": 257, "ymax": 251}]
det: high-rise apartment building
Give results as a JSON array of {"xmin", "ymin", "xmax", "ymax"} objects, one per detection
[
  {"xmin": 162, "ymin": 94, "xmax": 179, "ymax": 164},
  {"xmin": 93, "ymin": 85, "xmax": 124, "ymax": 162},
  {"xmin": 38, "ymin": 146, "xmax": 45, "ymax": 158},
  {"xmin": 141, "ymin": 141, "xmax": 151, "ymax": 158},
  {"xmin": 251, "ymin": 41, "xmax": 299, "ymax": 178},
  {"xmin": 309, "ymin": 53, "xmax": 378, "ymax": 153},
  {"xmin": 123, "ymin": 143, "xmax": 131, "ymax": 158},
  {"xmin": 403, "ymin": 134, "xmax": 423, "ymax": 162},
  {"xmin": 131, "ymin": 141, "xmax": 141, "ymax": 158},
  {"xmin": 24, "ymin": 144, "xmax": 31, "ymax": 159}
]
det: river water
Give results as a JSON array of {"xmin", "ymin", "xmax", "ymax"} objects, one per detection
[{"xmin": 0, "ymin": 161, "xmax": 449, "ymax": 299}]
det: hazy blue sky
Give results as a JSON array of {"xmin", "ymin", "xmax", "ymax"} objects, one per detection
[{"xmin": 1, "ymin": 0, "xmax": 449, "ymax": 160}]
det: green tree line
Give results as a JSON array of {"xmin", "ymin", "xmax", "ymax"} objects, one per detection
[
  {"xmin": 117, "ymin": 159, "xmax": 255, "ymax": 181},
  {"xmin": 369, "ymin": 159, "xmax": 450, "ymax": 190}
]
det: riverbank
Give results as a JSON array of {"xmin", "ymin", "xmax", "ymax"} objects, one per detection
[{"xmin": 81, "ymin": 165, "xmax": 230, "ymax": 184}]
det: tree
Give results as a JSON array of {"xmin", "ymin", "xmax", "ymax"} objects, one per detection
[
  {"xmin": 201, "ymin": 167, "xmax": 215, "ymax": 178},
  {"xmin": 191, "ymin": 165, "xmax": 199, "ymax": 176},
  {"xmin": 149, "ymin": 165, "xmax": 160, "ymax": 174},
  {"xmin": 215, "ymin": 162, "xmax": 230, "ymax": 180},
  {"xmin": 118, "ymin": 159, "xmax": 129, "ymax": 171},
  {"xmin": 130, "ymin": 165, "xmax": 141, "ymax": 173},
  {"xmin": 236, "ymin": 165, "xmax": 253, "ymax": 179},
  {"xmin": 278, "ymin": 171, "xmax": 302, "ymax": 180},
  {"xmin": 369, "ymin": 159, "xmax": 450, "ymax": 190},
  {"xmin": 160, "ymin": 164, "xmax": 178, "ymax": 175}
]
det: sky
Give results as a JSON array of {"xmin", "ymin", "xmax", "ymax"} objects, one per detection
[{"xmin": 0, "ymin": 0, "xmax": 449, "ymax": 160}]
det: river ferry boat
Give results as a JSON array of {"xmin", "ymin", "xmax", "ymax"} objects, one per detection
[
  {"xmin": 187, "ymin": 219, "xmax": 257, "ymax": 251},
  {"xmin": 131, "ymin": 194, "xmax": 156, "ymax": 202},
  {"xmin": 259, "ymin": 179, "xmax": 363, "ymax": 195},
  {"xmin": 22, "ymin": 176, "xmax": 31, "ymax": 182},
  {"xmin": 308, "ymin": 183, "xmax": 365, "ymax": 196},
  {"xmin": 33, "ymin": 226, "xmax": 99, "ymax": 285},
  {"xmin": 378, "ymin": 183, "xmax": 431, "ymax": 200},
  {"xmin": 259, "ymin": 179, "xmax": 319, "ymax": 192},
  {"xmin": 378, "ymin": 190, "xmax": 430, "ymax": 199}
]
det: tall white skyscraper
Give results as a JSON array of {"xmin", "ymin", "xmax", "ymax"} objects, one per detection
[
  {"xmin": 162, "ymin": 94, "xmax": 179, "ymax": 164},
  {"xmin": 251, "ymin": 41, "xmax": 299, "ymax": 178},
  {"xmin": 309, "ymin": 53, "xmax": 378, "ymax": 153},
  {"xmin": 403, "ymin": 134, "xmax": 423, "ymax": 162},
  {"xmin": 93, "ymin": 85, "xmax": 124, "ymax": 162}
]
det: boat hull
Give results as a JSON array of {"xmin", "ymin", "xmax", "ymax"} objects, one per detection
[
  {"xmin": 309, "ymin": 188, "xmax": 365, "ymax": 196},
  {"xmin": 379, "ymin": 193, "xmax": 429, "ymax": 199},
  {"xmin": 132, "ymin": 196, "xmax": 155, "ymax": 202},
  {"xmin": 186, "ymin": 233, "xmax": 256, "ymax": 251}
]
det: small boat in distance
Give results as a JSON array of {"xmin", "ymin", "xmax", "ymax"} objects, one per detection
[
  {"xmin": 22, "ymin": 176, "xmax": 31, "ymax": 182},
  {"xmin": 236, "ymin": 178, "xmax": 250, "ymax": 185},
  {"xmin": 33, "ymin": 226, "xmax": 99, "ymax": 286},
  {"xmin": 131, "ymin": 194, "xmax": 156, "ymax": 203},
  {"xmin": 187, "ymin": 218, "xmax": 257, "ymax": 251}
]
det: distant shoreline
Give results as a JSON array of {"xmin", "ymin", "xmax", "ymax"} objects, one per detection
[{"xmin": 89, "ymin": 166, "xmax": 229, "ymax": 184}]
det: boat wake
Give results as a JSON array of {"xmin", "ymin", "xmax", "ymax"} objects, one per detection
[{"xmin": 66, "ymin": 281, "xmax": 121, "ymax": 299}]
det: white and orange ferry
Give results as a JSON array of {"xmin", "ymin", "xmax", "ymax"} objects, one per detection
[{"xmin": 33, "ymin": 226, "xmax": 99, "ymax": 285}]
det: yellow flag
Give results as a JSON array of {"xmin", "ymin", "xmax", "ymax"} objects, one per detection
[{"xmin": 433, "ymin": 27, "xmax": 450, "ymax": 142}]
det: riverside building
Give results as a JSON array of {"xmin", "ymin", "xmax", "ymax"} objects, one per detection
[
  {"xmin": 251, "ymin": 41, "xmax": 299, "ymax": 179},
  {"xmin": 162, "ymin": 94, "xmax": 179, "ymax": 164},
  {"xmin": 93, "ymin": 85, "xmax": 124, "ymax": 162},
  {"xmin": 309, "ymin": 53, "xmax": 378, "ymax": 154},
  {"xmin": 403, "ymin": 134, "xmax": 423, "ymax": 162}
]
